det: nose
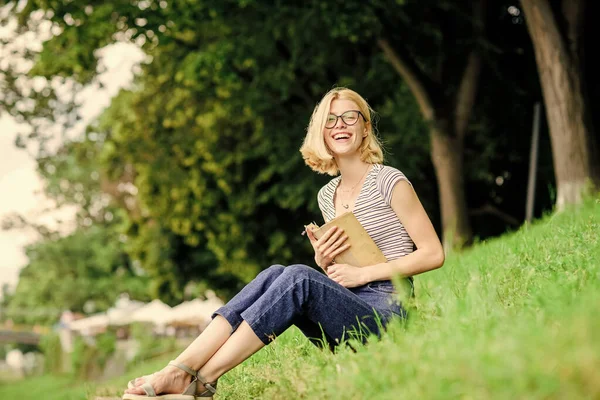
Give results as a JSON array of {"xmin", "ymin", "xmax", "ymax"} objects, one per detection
[{"xmin": 334, "ymin": 116, "xmax": 347, "ymax": 129}]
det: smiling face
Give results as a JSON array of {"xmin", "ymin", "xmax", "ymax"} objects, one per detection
[{"xmin": 323, "ymin": 99, "xmax": 369, "ymax": 158}]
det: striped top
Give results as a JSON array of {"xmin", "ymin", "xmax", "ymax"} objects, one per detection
[{"xmin": 317, "ymin": 164, "xmax": 415, "ymax": 261}]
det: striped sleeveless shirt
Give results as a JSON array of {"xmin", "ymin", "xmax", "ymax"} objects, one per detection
[{"xmin": 317, "ymin": 164, "xmax": 415, "ymax": 262}]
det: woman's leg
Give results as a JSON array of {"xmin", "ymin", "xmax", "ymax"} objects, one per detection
[
  {"xmin": 125, "ymin": 315, "xmax": 232, "ymax": 393},
  {"xmin": 126, "ymin": 265, "xmax": 287, "ymax": 388},
  {"xmin": 126, "ymin": 264, "xmax": 395, "ymax": 396},
  {"xmin": 197, "ymin": 321, "xmax": 265, "ymax": 383},
  {"xmin": 210, "ymin": 264, "xmax": 287, "ymax": 333},
  {"xmin": 176, "ymin": 264, "xmax": 288, "ymax": 370},
  {"xmin": 237, "ymin": 264, "xmax": 392, "ymax": 344},
  {"xmin": 197, "ymin": 264, "xmax": 395, "ymax": 382},
  {"xmin": 292, "ymin": 315, "xmax": 338, "ymax": 352}
]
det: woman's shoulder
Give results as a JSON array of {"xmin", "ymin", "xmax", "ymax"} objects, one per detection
[
  {"xmin": 375, "ymin": 164, "xmax": 410, "ymax": 182},
  {"xmin": 374, "ymin": 164, "xmax": 411, "ymax": 205},
  {"xmin": 376, "ymin": 163, "xmax": 404, "ymax": 175}
]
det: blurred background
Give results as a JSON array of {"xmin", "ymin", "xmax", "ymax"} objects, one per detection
[{"xmin": 0, "ymin": 0, "xmax": 598, "ymax": 388}]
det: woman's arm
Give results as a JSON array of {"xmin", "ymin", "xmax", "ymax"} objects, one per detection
[{"xmin": 361, "ymin": 180, "xmax": 445, "ymax": 282}]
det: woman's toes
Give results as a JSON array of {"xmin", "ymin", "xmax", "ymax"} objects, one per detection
[
  {"xmin": 132, "ymin": 374, "xmax": 153, "ymax": 387},
  {"xmin": 124, "ymin": 385, "xmax": 148, "ymax": 395},
  {"xmin": 127, "ymin": 378, "xmax": 140, "ymax": 389}
]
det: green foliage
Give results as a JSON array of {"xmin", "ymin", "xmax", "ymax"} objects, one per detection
[
  {"xmin": 128, "ymin": 323, "xmax": 178, "ymax": 367},
  {"xmin": 38, "ymin": 332, "xmax": 63, "ymax": 375},
  {"xmin": 1, "ymin": 0, "xmax": 548, "ymax": 304},
  {"xmin": 71, "ymin": 331, "xmax": 116, "ymax": 380},
  {"xmin": 6, "ymin": 223, "xmax": 151, "ymax": 325},
  {"xmin": 70, "ymin": 335, "xmax": 91, "ymax": 380},
  {"xmin": 41, "ymin": 0, "xmax": 421, "ymax": 299},
  {"xmin": 94, "ymin": 331, "xmax": 117, "ymax": 370}
]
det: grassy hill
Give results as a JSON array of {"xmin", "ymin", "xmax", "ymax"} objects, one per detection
[
  {"xmin": 1, "ymin": 198, "xmax": 598, "ymax": 399},
  {"xmin": 212, "ymin": 198, "xmax": 599, "ymax": 399}
]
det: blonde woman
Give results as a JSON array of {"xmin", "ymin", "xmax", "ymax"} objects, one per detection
[{"xmin": 123, "ymin": 87, "xmax": 444, "ymax": 399}]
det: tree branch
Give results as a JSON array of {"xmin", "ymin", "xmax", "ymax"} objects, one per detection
[
  {"xmin": 454, "ymin": 0, "xmax": 486, "ymax": 140},
  {"xmin": 454, "ymin": 51, "xmax": 482, "ymax": 140},
  {"xmin": 561, "ymin": 0, "xmax": 586, "ymax": 66},
  {"xmin": 376, "ymin": 37, "xmax": 437, "ymax": 122}
]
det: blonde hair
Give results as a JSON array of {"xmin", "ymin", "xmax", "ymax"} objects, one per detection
[{"xmin": 300, "ymin": 87, "xmax": 384, "ymax": 176}]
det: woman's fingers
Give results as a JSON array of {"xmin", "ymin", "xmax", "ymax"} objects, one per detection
[
  {"xmin": 319, "ymin": 227, "xmax": 343, "ymax": 253},
  {"xmin": 305, "ymin": 227, "xmax": 317, "ymax": 243},
  {"xmin": 330, "ymin": 235, "xmax": 348, "ymax": 252},
  {"xmin": 319, "ymin": 226, "xmax": 341, "ymax": 247},
  {"xmin": 322, "ymin": 234, "xmax": 349, "ymax": 258},
  {"xmin": 330, "ymin": 243, "xmax": 350, "ymax": 259},
  {"xmin": 309, "ymin": 225, "xmax": 349, "ymax": 269}
]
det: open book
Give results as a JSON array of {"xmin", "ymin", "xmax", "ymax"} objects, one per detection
[{"xmin": 305, "ymin": 212, "xmax": 387, "ymax": 267}]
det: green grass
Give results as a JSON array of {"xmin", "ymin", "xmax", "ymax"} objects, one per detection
[
  {"xmin": 0, "ymin": 352, "xmax": 180, "ymax": 399},
  {"xmin": 2, "ymin": 198, "xmax": 599, "ymax": 399},
  {"xmin": 0, "ymin": 374, "xmax": 88, "ymax": 400},
  {"xmin": 213, "ymin": 198, "xmax": 600, "ymax": 399}
]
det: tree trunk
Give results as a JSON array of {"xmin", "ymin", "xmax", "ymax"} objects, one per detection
[
  {"xmin": 376, "ymin": 0, "xmax": 486, "ymax": 251},
  {"xmin": 377, "ymin": 38, "xmax": 476, "ymax": 251},
  {"xmin": 430, "ymin": 122, "xmax": 473, "ymax": 250},
  {"xmin": 521, "ymin": 0, "xmax": 600, "ymax": 208}
]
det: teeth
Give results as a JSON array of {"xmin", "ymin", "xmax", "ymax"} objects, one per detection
[{"xmin": 334, "ymin": 134, "xmax": 350, "ymax": 140}]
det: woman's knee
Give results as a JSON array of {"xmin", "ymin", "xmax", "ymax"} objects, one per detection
[
  {"xmin": 257, "ymin": 264, "xmax": 286, "ymax": 278},
  {"xmin": 283, "ymin": 264, "xmax": 319, "ymax": 279}
]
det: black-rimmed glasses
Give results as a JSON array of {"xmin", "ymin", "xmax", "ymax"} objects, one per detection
[{"xmin": 325, "ymin": 110, "xmax": 366, "ymax": 129}]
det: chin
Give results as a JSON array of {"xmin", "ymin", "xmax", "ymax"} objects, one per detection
[
  {"xmin": 332, "ymin": 149, "xmax": 360, "ymax": 157},
  {"xmin": 327, "ymin": 141, "xmax": 361, "ymax": 157}
]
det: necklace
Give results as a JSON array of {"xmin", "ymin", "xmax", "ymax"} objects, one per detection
[{"xmin": 339, "ymin": 165, "xmax": 370, "ymax": 209}]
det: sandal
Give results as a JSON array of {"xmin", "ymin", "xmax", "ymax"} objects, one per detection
[{"xmin": 122, "ymin": 361, "xmax": 218, "ymax": 400}]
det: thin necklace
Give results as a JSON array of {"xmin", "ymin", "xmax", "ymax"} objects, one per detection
[{"xmin": 339, "ymin": 165, "xmax": 370, "ymax": 209}]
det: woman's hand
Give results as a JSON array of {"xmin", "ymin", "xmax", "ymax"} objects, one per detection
[
  {"xmin": 305, "ymin": 226, "xmax": 350, "ymax": 271},
  {"xmin": 327, "ymin": 263, "xmax": 367, "ymax": 288}
]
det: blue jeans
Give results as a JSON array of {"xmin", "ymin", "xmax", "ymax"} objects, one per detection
[{"xmin": 212, "ymin": 264, "xmax": 407, "ymax": 349}]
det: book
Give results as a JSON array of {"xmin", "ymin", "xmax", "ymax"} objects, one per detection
[{"xmin": 305, "ymin": 212, "xmax": 387, "ymax": 267}]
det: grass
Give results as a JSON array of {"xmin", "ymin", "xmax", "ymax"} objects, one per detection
[
  {"xmin": 0, "ymin": 352, "xmax": 179, "ymax": 400},
  {"xmin": 1, "ymin": 198, "xmax": 598, "ymax": 399},
  {"xmin": 212, "ymin": 199, "xmax": 600, "ymax": 399}
]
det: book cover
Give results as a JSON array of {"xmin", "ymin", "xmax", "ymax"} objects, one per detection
[{"xmin": 306, "ymin": 212, "xmax": 387, "ymax": 267}]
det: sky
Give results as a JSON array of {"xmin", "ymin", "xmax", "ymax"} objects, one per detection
[{"xmin": 0, "ymin": 21, "xmax": 145, "ymax": 292}]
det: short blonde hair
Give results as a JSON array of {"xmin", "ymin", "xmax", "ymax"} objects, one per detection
[{"xmin": 300, "ymin": 87, "xmax": 384, "ymax": 176}]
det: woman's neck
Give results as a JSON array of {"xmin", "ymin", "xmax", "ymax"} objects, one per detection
[{"xmin": 336, "ymin": 156, "xmax": 371, "ymax": 188}]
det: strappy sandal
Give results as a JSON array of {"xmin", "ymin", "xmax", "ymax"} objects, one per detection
[{"xmin": 122, "ymin": 361, "xmax": 217, "ymax": 400}]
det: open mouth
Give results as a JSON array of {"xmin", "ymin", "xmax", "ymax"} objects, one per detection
[{"xmin": 333, "ymin": 133, "xmax": 351, "ymax": 141}]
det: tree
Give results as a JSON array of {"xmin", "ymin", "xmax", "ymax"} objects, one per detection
[
  {"xmin": 5, "ymin": 221, "xmax": 151, "ymax": 325},
  {"xmin": 1, "ymin": 0, "xmax": 552, "ymax": 305},
  {"xmin": 520, "ymin": 0, "xmax": 600, "ymax": 208},
  {"xmin": 375, "ymin": 0, "xmax": 487, "ymax": 249},
  {"xmin": 2, "ymin": 1, "xmax": 432, "ymax": 299},
  {"xmin": 311, "ymin": 0, "xmax": 495, "ymax": 249}
]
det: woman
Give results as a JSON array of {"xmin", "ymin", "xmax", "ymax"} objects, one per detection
[{"xmin": 123, "ymin": 87, "xmax": 444, "ymax": 399}]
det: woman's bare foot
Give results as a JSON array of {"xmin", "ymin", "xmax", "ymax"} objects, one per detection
[
  {"xmin": 127, "ymin": 373, "xmax": 154, "ymax": 389},
  {"xmin": 124, "ymin": 365, "xmax": 192, "ymax": 396}
]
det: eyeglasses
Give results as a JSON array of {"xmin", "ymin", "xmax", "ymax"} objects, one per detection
[{"xmin": 325, "ymin": 110, "xmax": 366, "ymax": 129}]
